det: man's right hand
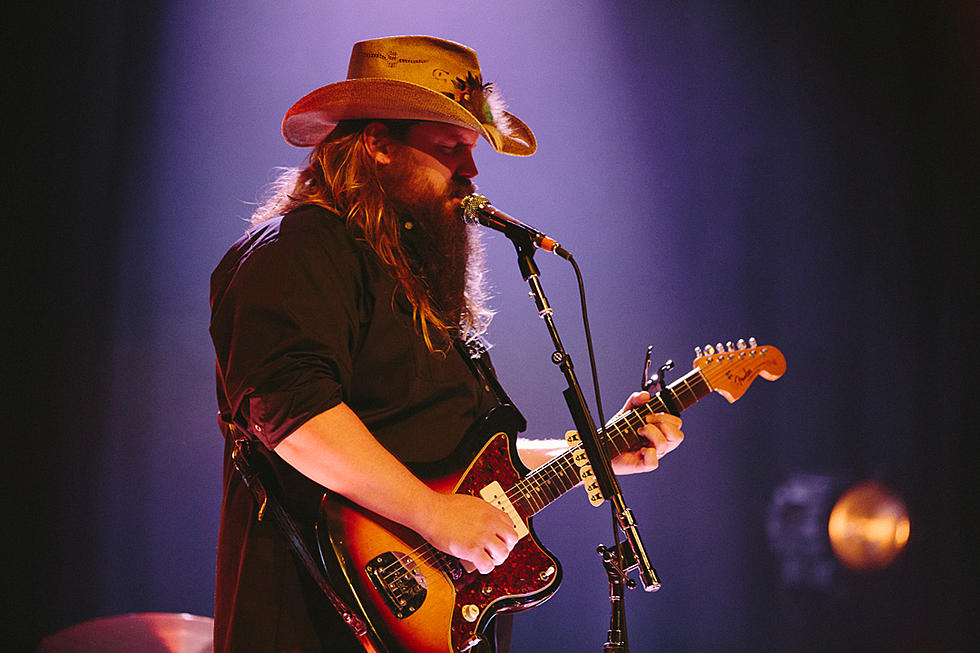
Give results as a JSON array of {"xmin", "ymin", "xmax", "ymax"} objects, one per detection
[
  {"xmin": 418, "ymin": 492, "xmax": 519, "ymax": 575},
  {"xmin": 277, "ymin": 404, "xmax": 520, "ymax": 575}
]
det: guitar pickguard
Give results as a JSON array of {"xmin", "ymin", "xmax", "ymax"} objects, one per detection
[{"xmin": 447, "ymin": 432, "xmax": 561, "ymax": 650}]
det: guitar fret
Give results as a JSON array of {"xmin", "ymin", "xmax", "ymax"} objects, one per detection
[
  {"xmin": 555, "ymin": 456, "xmax": 577, "ymax": 493},
  {"xmin": 674, "ymin": 370, "xmax": 707, "ymax": 411},
  {"xmin": 673, "ymin": 375, "xmax": 705, "ymax": 411},
  {"xmin": 619, "ymin": 416, "xmax": 643, "ymax": 449},
  {"xmin": 524, "ymin": 442, "xmax": 599, "ymax": 517},
  {"xmin": 513, "ymin": 483, "xmax": 533, "ymax": 515},
  {"xmin": 519, "ymin": 368, "xmax": 714, "ymax": 517},
  {"xmin": 535, "ymin": 471, "xmax": 556, "ymax": 506},
  {"xmin": 525, "ymin": 473, "xmax": 548, "ymax": 512},
  {"xmin": 525, "ymin": 458, "xmax": 568, "ymax": 512}
]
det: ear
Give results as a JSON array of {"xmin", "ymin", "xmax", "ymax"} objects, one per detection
[{"xmin": 362, "ymin": 121, "xmax": 396, "ymax": 164}]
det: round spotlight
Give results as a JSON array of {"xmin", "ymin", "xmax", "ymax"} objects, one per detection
[{"xmin": 827, "ymin": 480, "xmax": 910, "ymax": 571}]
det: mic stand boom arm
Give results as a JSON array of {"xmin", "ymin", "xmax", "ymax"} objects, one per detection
[{"xmin": 507, "ymin": 232, "xmax": 662, "ymax": 598}]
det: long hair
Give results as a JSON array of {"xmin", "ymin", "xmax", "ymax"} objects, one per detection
[{"xmin": 250, "ymin": 119, "xmax": 493, "ymax": 351}]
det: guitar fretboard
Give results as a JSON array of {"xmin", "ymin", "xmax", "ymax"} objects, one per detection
[{"xmin": 510, "ymin": 367, "xmax": 712, "ymax": 517}]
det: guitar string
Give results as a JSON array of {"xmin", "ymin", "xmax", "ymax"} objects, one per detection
[
  {"xmin": 497, "ymin": 369, "xmax": 710, "ymax": 515},
  {"xmin": 371, "ymin": 367, "xmax": 723, "ymax": 583},
  {"xmin": 373, "ymin": 381, "xmax": 708, "ymax": 586},
  {"xmin": 372, "ymin": 384, "xmax": 682, "ymax": 583},
  {"xmin": 371, "ymin": 396, "xmax": 661, "ymax": 581},
  {"xmin": 371, "ymin": 373, "xmax": 712, "ymax": 583}
]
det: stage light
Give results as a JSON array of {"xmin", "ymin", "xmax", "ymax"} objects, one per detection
[
  {"xmin": 827, "ymin": 480, "xmax": 910, "ymax": 572},
  {"xmin": 766, "ymin": 475, "xmax": 910, "ymax": 588}
]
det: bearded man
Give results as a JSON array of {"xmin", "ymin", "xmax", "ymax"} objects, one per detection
[{"xmin": 209, "ymin": 36, "xmax": 684, "ymax": 653}]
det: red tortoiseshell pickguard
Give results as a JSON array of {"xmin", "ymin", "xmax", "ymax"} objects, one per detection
[{"xmin": 446, "ymin": 432, "xmax": 561, "ymax": 650}]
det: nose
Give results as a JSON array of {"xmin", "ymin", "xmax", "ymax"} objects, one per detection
[{"xmin": 456, "ymin": 150, "xmax": 478, "ymax": 179}]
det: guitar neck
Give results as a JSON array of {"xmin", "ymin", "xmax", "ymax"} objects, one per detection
[{"xmin": 514, "ymin": 367, "xmax": 712, "ymax": 517}]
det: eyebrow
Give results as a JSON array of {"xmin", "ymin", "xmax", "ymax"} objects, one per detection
[
  {"xmin": 438, "ymin": 136, "xmax": 477, "ymax": 149},
  {"xmin": 446, "ymin": 127, "xmax": 478, "ymax": 145}
]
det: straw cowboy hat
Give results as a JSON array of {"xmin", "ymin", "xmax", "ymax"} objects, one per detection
[{"xmin": 281, "ymin": 35, "xmax": 536, "ymax": 156}]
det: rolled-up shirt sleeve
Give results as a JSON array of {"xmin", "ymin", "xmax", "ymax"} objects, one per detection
[{"xmin": 210, "ymin": 215, "xmax": 365, "ymax": 449}]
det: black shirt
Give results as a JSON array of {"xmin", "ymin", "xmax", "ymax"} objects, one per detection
[
  {"xmin": 210, "ymin": 204, "xmax": 497, "ymax": 460},
  {"xmin": 209, "ymin": 205, "xmax": 499, "ymax": 651}
]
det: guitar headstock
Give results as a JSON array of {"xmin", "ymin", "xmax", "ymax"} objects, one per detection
[{"xmin": 693, "ymin": 338, "xmax": 786, "ymax": 403}]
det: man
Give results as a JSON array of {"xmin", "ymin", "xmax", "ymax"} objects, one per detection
[{"xmin": 210, "ymin": 35, "xmax": 684, "ymax": 652}]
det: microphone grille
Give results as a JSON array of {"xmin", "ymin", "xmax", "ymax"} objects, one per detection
[{"xmin": 460, "ymin": 193, "xmax": 489, "ymax": 225}]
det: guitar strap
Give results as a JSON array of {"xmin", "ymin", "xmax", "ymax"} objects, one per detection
[
  {"xmin": 454, "ymin": 336, "xmax": 527, "ymax": 433},
  {"xmin": 224, "ymin": 420, "xmax": 382, "ymax": 653}
]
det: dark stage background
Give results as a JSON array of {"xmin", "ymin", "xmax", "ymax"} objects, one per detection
[{"xmin": 8, "ymin": 2, "xmax": 979, "ymax": 651}]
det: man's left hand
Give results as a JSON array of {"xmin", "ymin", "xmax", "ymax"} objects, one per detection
[{"xmin": 609, "ymin": 391, "xmax": 684, "ymax": 475}]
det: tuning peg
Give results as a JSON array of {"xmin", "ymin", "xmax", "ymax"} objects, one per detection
[
  {"xmin": 695, "ymin": 346, "xmax": 704, "ymax": 358},
  {"xmin": 716, "ymin": 342, "xmax": 724, "ymax": 354},
  {"xmin": 749, "ymin": 337, "xmax": 757, "ymax": 348},
  {"xmin": 726, "ymin": 341, "xmax": 734, "ymax": 352},
  {"xmin": 737, "ymin": 338, "xmax": 747, "ymax": 350},
  {"xmin": 704, "ymin": 344, "xmax": 715, "ymax": 355}
]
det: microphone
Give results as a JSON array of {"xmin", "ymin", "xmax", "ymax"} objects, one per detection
[{"xmin": 461, "ymin": 194, "xmax": 571, "ymax": 260}]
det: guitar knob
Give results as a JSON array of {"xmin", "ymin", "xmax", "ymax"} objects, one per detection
[{"xmin": 461, "ymin": 604, "xmax": 480, "ymax": 623}]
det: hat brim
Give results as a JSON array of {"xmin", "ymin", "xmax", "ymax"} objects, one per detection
[{"xmin": 281, "ymin": 78, "xmax": 536, "ymax": 157}]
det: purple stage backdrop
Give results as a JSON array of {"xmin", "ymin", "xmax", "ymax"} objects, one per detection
[{"xmin": 10, "ymin": 2, "xmax": 978, "ymax": 651}]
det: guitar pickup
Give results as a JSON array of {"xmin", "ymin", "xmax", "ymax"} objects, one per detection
[
  {"xmin": 479, "ymin": 481, "xmax": 529, "ymax": 540},
  {"xmin": 365, "ymin": 551, "xmax": 427, "ymax": 620}
]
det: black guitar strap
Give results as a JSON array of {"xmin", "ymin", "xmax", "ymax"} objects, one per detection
[
  {"xmin": 454, "ymin": 336, "xmax": 527, "ymax": 433},
  {"xmin": 224, "ymin": 420, "xmax": 382, "ymax": 653}
]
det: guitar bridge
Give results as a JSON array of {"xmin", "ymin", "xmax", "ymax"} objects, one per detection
[{"xmin": 365, "ymin": 552, "xmax": 427, "ymax": 620}]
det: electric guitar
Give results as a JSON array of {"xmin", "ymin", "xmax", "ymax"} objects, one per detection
[{"xmin": 316, "ymin": 339, "xmax": 786, "ymax": 652}]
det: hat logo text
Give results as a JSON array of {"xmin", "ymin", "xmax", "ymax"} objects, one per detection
[{"xmin": 360, "ymin": 50, "xmax": 429, "ymax": 68}]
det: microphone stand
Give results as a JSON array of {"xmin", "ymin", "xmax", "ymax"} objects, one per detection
[
  {"xmin": 598, "ymin": 541, "xmax": 637, "ymax": 652},
  {"xmin": 505, "ymin": 231, "xmax": 661, "ymax": 653}
]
